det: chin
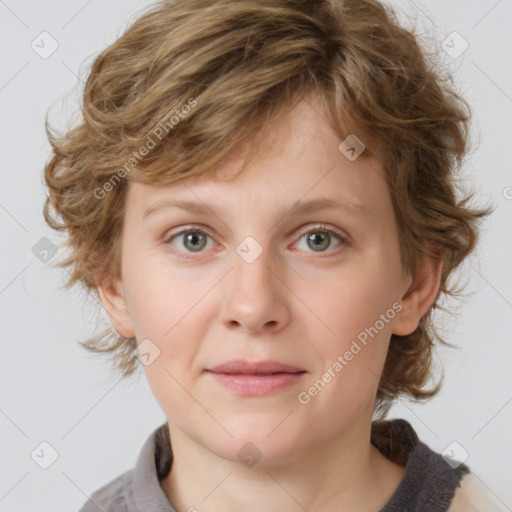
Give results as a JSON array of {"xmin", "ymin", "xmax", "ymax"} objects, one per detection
[{"xmin": 203, "ymin": 419, "xmax": 305, "ymax": 468}]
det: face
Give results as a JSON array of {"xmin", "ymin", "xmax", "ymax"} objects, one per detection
[{"xmin": 100, "ymin": 98, "xmax": 436, "ymax": 466}]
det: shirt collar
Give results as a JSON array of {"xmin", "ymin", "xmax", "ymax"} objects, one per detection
[{"xmin": 127, "ymin": 422, "xmax": 176, "ymax": 512}]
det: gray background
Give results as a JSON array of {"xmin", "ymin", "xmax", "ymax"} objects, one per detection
[{"xmin": 0, "ymin": 0, "xmax": 511, "ymax": 510}]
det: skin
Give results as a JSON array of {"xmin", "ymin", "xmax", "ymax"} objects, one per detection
[{"xmin": 99, "ymin": 97, "xmax": 443, "ymax": 511}]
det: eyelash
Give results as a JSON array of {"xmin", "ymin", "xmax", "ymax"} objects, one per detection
[{"xmin": 162, "ymin": 224, "xmax": 348, "ymax": 260}]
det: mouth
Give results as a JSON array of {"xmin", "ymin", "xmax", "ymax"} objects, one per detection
[{"xmin": 205, "ymin": 360, "xmax": 306, "ymax": 395}]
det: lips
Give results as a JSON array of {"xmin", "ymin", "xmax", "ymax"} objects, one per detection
[
  {"xmin": 207, "ymin": 359, "xmax": 305, "ymax": 375},
  {"xmin": 206, "ymin": 360, "xmax": 306, "ymax": 396}
]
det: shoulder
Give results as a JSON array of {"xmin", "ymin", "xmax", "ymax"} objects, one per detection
[
  {"xmin": 78, "ymin": 470, "xmax": 132, "ymax": 512},
  {"xmin": 448, "ymin": 473, "xmax": 505, "ymax": 512}
]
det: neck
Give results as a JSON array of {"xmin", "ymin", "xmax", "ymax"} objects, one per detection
[{"xmin": 160, "ymin": 418, "xmax": 405, "ymax": 512}]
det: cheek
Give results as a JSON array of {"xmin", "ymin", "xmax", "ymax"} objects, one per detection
[
  {"xmin": 122, "ymin": 255, "xmax": 204, "ymax": 338},
  {"xmin": 300, "ymin": 257, "xmax": 401, "ymax": 399},
  {"xmin": 308, "ymin": 266, "xmax": 400, "ymax": 347},
  {"xmin": 122, "ymin": 258, "xmax": 213, "ymax": 406},
  {"xmin": 300, "ymin": 288, "xmax": 395, "ymax": 423},
  {"xmin": 142, "ymin": 363, "xmax": 207, "ymax": 434}
]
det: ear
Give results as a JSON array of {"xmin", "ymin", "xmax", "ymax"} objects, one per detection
[
  {"xmin": 392, "ymin": 248, "xmax": 444, "ymax": 336},
  {"xmin": 97, "ymin": 279, "xmax": 135, "ymax": 339}
]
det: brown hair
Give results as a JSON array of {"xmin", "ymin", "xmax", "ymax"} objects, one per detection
[{"xmin": 43, "ymin": 0, "xmax": 495, "ymax": 418}]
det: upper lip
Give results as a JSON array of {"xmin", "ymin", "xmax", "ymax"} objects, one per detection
[{"xmin": 207, "ymin": 360, "xmax": 305, "ymax": 375}]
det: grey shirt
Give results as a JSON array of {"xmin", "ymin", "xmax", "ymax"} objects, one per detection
[{"xmin": 78, "ymin": 418, "xmax": 469, "ymax": 512}]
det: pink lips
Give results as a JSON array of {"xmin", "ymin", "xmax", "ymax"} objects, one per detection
[{"xmin": 206, "ymin": 360, "xmax": 306, "ymax": 396}]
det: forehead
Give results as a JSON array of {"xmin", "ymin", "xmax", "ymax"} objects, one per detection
[
  {"xmin": 210, "ymin": 96, "xmax": 380, "ymax": 177},
  {"xmin": 126, "ymin": 98, "xmax": 390, "ymax": 225}
]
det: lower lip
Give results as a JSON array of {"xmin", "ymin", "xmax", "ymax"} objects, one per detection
[{"xmin": 207, "ymin": 372, "xmax": 305, "ymax": 395}]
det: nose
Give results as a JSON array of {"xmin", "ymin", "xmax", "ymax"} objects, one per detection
[{"xmin": 219, "ymin": 241, "xmax": 291, "ymax": 334}]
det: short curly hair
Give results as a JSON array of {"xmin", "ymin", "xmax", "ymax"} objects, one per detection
[{"xmin": 43, "ymin": 0, "xmax": 494, "ymax": 418}]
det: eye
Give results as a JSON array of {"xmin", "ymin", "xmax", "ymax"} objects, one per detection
[
  {"xmin": 293, "ymin": 224, "xmax": 347, "ymax": 254},
  {"xmin": 163, "ymin": 227, "xmax": 216, "ymax": 259},
  {"xmin": 162, "ymin": 223, "xmax": 347, "ymax": 259}
]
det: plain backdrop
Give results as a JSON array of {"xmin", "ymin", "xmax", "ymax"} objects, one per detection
[{"xmin": 0, "ymin": 0, "xmax": 511, "ymax": 510}]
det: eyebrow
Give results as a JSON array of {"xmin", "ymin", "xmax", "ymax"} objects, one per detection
[{"xmin": 142, "ymin": 197, "xmax": 370, "ymax": 220}]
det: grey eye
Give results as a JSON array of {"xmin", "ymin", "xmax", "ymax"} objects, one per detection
[
  {"xmin": 305, "ymin": 231, "xmax": 332, "ymax": 252},
  {"xmin": 181, "ymin": 231, "xmax": 208, "ymax": 252}
]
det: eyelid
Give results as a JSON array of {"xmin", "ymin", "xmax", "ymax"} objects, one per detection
[
  {"xmin": 161, "ymin": 224, "xmax": 213, "ymax": 244},
  {"xmin": 294, "ymin": 223, "xmax": 347, "ymax": 243}
]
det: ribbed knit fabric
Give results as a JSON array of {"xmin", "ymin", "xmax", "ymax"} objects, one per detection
[{"xmin": 373, "ymin": 419, "xmax": 469, "ymax": 511}]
